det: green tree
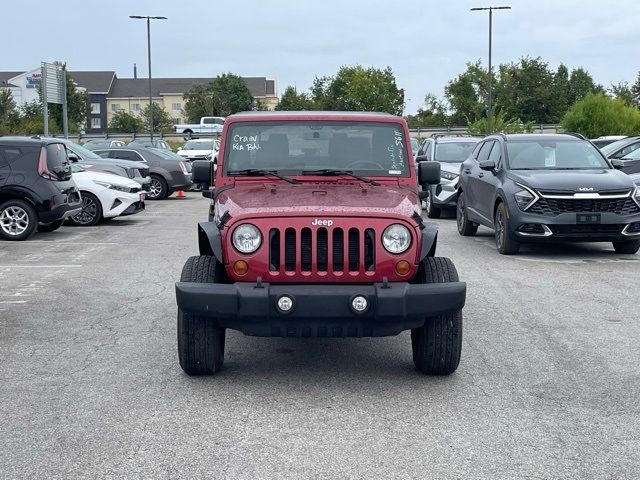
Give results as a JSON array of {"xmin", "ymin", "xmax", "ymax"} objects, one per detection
[
  {"xmin": 568, "ymin": 67, "xmax": 602, "ymax": 106},
  {"xmin": 404, "ymin": 94, "xmax": 449, "ymax": 128},
  {"xmin": 0, "ymin": 89, "xmax": 19, "ymax": 134},
  {"xmin": 467, "ymin": 108, "xmax": 534, "ymax": 135},
  {"xmin": 109, "ymin": 110, "xmax": 145, "ymax": 133},
  {"xmin": 630, "ymin": 72, "xmax": 640, "ymax": 107},
  {"xmin": 444, "ymin": 61, "xmax": 488, "ymax": 125},
  {"xmin": 275, "ymin": 86, "xmax": 314, "ymax": 111},
  {"xmin": 141, "ymin": 103, "xmax": 173, "ymax": 132},
  {"xmin": 310, "ymin": 66, "xmax": 404, "ymax": 115},
  {"xmin": 182, "ymin": 73, "xmax": 254, "ymax": 121},
  {"xmin": 561, "ymin": 92, "xmax": 640, "ymax": 138},
  {"xmin": 610, "ymin": 81, "xmax": 634, "ymax": 105},
  {"xmin": 16, "ymin": 100, "xmax": 59, "ymax": 135}
]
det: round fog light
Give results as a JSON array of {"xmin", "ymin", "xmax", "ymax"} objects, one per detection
[
  {"xmin": 351, "ymin": 295, "xmax": 368, "ymax": 313},
  {"xmin": 277, "ymin": 295, "xmax": 294, "ymax": 313}
]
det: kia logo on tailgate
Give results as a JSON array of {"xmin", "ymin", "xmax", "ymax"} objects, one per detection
[{"xmin": 312, "ymin": 219, "xmax": 333, "ymax": 227}]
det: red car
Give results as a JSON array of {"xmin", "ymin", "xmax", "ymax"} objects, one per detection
[{"xmin": 175, "ymin": 111, "xmax": 467, "ymax": 375}]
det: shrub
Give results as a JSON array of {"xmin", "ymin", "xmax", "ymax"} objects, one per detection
[{"xmin": 561, "ymin": 92, "xmax": 640, "ymax": 138}]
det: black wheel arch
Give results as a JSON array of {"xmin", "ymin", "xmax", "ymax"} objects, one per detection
[
  {"xmin": 419, "ymin": 223, "xmax": 438, "ymax": 260},
  {"xmin": 198, "ymin": 221, "xmax": 224, "ymax": 261}
]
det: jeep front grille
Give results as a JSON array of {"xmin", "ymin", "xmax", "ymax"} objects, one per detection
[{"xmin": 269, "ymin": 227, "xmax": 375, "ymax": 273}]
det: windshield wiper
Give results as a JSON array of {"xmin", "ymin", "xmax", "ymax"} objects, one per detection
[
  {"xmin": 227, "ymin": 168, "xmax": 300, "ymax": 185},
  {"xmin": 302, "ymin": 169, "xmax": 380, "ymax": 186}
]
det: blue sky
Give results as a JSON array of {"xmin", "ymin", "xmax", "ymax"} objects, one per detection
[{"xmin": 3, "ymin": 0, "xmax": 639, "ymax": 114}]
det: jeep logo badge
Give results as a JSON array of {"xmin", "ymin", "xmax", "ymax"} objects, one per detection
[
  {"xmin": 312, "ymin": 219, "xmax": 333, "ymax": 227},
  {"xmin": 578, "ymin": 187, "xmax": 594, "ymax": 192}
]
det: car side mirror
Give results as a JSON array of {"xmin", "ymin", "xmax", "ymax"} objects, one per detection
[
  {"xmin": 416, "ymin": 155, "xmax": 428, "ymax": 163},
  {"xmin": 419, "ymin": 161, "xmax": 440, "ymax": 186},
  {"xmin": 202, "ymin": 189, "xmax": 215, "ymax": 199},
  {"xmin": 67, "ymin": 152, "xmax": 79, "ymax": 163},
  {"xmin": 611, "ymin": 159, "xmax": 625, "ymax": 169},
  {"xmin": 479, "ymin": 159, "xmax": 496, "ymax": 171},
  {"xmin": 192, "ymin": 160, "xmax": 212, "ymax": 185}
]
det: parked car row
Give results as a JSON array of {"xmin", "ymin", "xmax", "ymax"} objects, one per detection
[
  {"xmin": 83, "ymin": 139, "xmax": 171, "ymax": 151},
  {"xmin": 0, "ymin": 134, "xmax": 196, "ymax": 241},
  {"xmin": 416, "ymin": 133, "xmax": 640, "ymax": 255}
]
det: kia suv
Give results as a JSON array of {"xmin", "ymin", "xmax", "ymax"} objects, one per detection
[
  {"xmin": 456, "ymin": 134, "xmax": 640, "ymax": 254},
  {"xmin": 0, "ymin": 137, "xmax": 82, "ymax": 240}
]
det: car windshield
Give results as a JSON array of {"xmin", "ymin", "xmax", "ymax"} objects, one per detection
[
  {"xmin": 507, "ymin": 140, "xmax": 610, "ymax": 170},
  {"xmin": 599, "ymin": 138, "xmax": 632, "ymax": 157},
  {"xmin": 183, "ymin": 140, "xmax": 213, "ymax": 150},
  {"xmin": 150, "ymin": 148, "xmax": 183, "ymax": 160},
  {"xmin": 434, "ymin": 141, "xmax": 479, "ymax": 162},
  {"xmin": 67, "ymin": 142, "xmax": 102, "ymax": 160},
  {"xmin": 224, "ymin": 121, "xmax": 410, "ymax": 177},
  {"xmin": 622, "ymin": 148, "xmax": 640, "ymax": 160}
]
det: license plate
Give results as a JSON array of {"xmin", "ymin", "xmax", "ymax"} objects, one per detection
[
  {"xmin": 576, "ymin": 213, "xmax": 601, "ymax": 224},
  {"xmin": 139, "ymin": 193, "xmax": 145, "ymax": 201}
]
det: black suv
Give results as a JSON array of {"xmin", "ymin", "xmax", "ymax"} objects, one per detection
[
  {"xmin": 456, "ymin": 134, "xmax": 640, "ymax": 255},
  {"xmin": 0, "ymin": 137, "xmax": 82, "ymax": 241}
]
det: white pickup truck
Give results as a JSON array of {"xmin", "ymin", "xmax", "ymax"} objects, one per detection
[{"xmin": 173, "ymin": 116, "xmax": 225, "ymax": 135}]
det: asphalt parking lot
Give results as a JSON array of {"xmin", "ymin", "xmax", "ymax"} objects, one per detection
[{"xmin": 1, "ymin": 193, "xmax": 639, "ymax": 479}]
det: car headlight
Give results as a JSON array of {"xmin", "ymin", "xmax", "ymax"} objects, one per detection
[
  {"xmin": 633, "ymin": 186, "xmax": 640, "ymax": 207},
  {"xmin": 514, "ymin": 183, "xmax": 538, "ymax": 211},
  {"xmin": 232, "ymin": 224, "xmax": 262, "ymax": 254},
  {"xmin": 382, "ymin": 224, "xmax": 411, "ymax": 254},
  {"xmin": 441, "ymin": 171, "xmax": 459, "ymax": 181},
  {"xmin": 94, "ymin": 180, "xmax": 131, "ymax": 193}
]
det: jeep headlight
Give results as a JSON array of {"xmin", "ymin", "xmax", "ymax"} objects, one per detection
[
  {"xmin": 514, "ymin": 184, "xmax": 538, "ymax": 211},
  {"xmin": 382, "ymin": 224, "xmax": 411, "ymax": 254},
  {"xmin": 232, "ymin": 224, "xmax": 262, "ymax": 254}
]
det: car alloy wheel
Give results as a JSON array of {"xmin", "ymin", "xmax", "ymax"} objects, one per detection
[
  {"xmin": 495, "ymin": 208, "xmax": 506, "ymax": 249},
  {"xmin": 73, "ymin": 195, "xmax": 99, "ymax": 225},
  {"xmin": 149, "ymin": 178, "xmax": 163, "ymax": 199},
  {"xmin": 0, "ymin": 206, "xmax": 29, "ymax": 236}
]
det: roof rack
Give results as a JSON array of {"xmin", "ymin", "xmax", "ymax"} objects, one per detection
[{"xmin": 562, "ymin": 132, "xmax": 587, "ymax": 140}]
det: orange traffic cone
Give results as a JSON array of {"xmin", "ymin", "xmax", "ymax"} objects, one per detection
[{"xmin": 177, "ymin": 190, "xmax": 186, "ymax": 198}]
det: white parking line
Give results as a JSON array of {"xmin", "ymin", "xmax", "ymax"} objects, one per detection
[
  {"xmin": 0, "ymin": 265, "xmax": 83, "ymax": 268},
  {"xmin": 0, "ymin": 300, "xmax": 27, "ymax": 304}
]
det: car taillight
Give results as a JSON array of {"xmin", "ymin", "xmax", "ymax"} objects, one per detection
[
  {"xmin": 179, "ymin": 161, "xmax": 188, "ymax": 174},
  {"xmin": 37, "ymin": 147, "xmax": 57, "ymax": 180}
]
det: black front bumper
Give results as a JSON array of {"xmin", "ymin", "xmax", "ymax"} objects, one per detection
[
  {"xmin": 120, "ymin": 201, "xmax": 145, "ymax": 217},
  {"xmin": 175, "ymin": 281, "xmax": 466, "ymax": 337}
]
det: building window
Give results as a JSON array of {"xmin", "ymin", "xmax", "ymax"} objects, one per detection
[
  {"xmin": 131, "ymin": 103, "xmax": 141, "ymax": 112},
  {"xmin": 90, "ymin": 103, "xmax": 100, "ymax": 114},
  {"xmin": 171, "ymin": 102, "xmax": 181, "ymax": 111},
  {"xmin": 111, "ymin": 104, "xmax": 121, "ymax": 112},
  {"xmin": 173, "ymin": 118, "xmax": 181, "ymax": 124},
  {"xmin": 91, "ymin": 118, "xmax": 101, "ymax": 129}
]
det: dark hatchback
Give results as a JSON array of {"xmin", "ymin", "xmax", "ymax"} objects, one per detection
[
  {"xmin": 0, "ymin": 137, "xmax": 82, "ymax": 240},
  {"xmin": 456, "ymin": 134, "xmax": 640, "ymax": 255},
  {"xmin": 93, "ymin": 147, "xmax": 192, "ymax": 200}
]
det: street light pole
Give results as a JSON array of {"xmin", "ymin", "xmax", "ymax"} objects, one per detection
[
  {"xmin": 470, "ymin": 6, "xmax": 510, "ymax": 133},
  {"xmin": 130, "ymin": 15, "xmax": 167, "ymax": 142}
]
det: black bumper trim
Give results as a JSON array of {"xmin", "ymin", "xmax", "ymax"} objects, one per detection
[{"xmin": 175, "ymin": 281, "xmax": 466, "ymax": 337}]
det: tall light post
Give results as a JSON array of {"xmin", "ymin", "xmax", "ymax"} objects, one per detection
[
  {"xmin": 470, "ymin": 6, "xmax": 510, "ymax": 133},
  {"xmin": 130, "ymin": 15, "xmax": 167, "ymax": 141}
]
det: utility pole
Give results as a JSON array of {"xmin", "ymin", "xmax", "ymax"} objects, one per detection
[
  {"xmin": 470, "ymin": 6, "xmax": 511, "ymax": 133},
  {"xmin": 130, "ymin": 15, "xmax": 167, "ymax": 141}
]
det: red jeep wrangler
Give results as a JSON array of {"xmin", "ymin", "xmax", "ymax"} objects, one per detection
[{"xmin": 176, "ymin": 111, "xmax": 466, "ymax": 375}]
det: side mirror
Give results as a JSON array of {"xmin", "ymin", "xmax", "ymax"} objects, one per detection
[
  {"xmin": 416, "ymin": 155, "xmax": 428, "ymax": 163},
  {"xmin": 479, "ymin": 159, "xmax": 496, "ymax": 171},
  {"xmin": 202, "ymin": 189, "xmax": 215, "ymax": 199},
  {"xmin": 419, "ymin": 161, "xmax": 440, "ymax": 186},
  {"xmin": 68, "ymin": 152, "xmax": 79, "ymax": 163},
  {"xmin": 611, "ymin": 159, "xmax": 625, "ymax": 169},
  {"xmin": 192, "ymin": 160, "xmax": 212, "ymax": 185}
]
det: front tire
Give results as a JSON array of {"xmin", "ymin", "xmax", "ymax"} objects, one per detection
[
  {"xmin": 456, "ymin": 192, "xmax": 478, "ymax": 236},
  {"xmin": 425, "ymin": 188, "xmax": 442, "ymax": 219},
  {"xmin": 37, "ymin": 219, "xmax": 64, "ymax": 233},
  {"xmin": 68, "ymin": 192, "xmax": 102, "ymax": 226},
  {"xmin": 178, "ymin": 256, "xmax": 226, "ymax": 375},
  {"xmin": 0, "ymin": 199, "xmax": 37, "ymax": 241},
  {"xmin": 613, "ymin": 240, "xmax": 640, "ymax": 254},
  {"xmin": 410, "ymin": 257, "xmax": 463, "ymax": 375},
  {"xmin": 494, "ymin": 202, "xmax": 520, "ymax": 255}
]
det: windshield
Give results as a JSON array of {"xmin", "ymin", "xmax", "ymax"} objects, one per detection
[
  {"xmin": 66, "ymin": 141, "xmax": 102, "ymax": 160},
  {"xmin": 150, "ymin": 148, "xmax": 184, "ymax": 160},
  {"xmin": 507, "ymin": 140, "xmax": 610, "ymax": 170},
  {"xmin": 434, "ymin": 141, "xmax": 479, "ymax": 162},
  {"xmin": 224, "ymin": 121, "xmax": 410, "ymax": 176},
  {"xmin": 599, "ymin": 138, "xmax": 632, "ymax": 157},
  {"xmin": 182, "ymin": 140, "xmax": 213, "ymax": 150}
]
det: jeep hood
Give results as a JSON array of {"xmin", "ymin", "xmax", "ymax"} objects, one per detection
[
  {"xmin": 507, "ymin": 169, "xmax": 634, "ymax": 192},
  {"xmin": 216, "ymin": 183, "xmax": 420, "ymax": 219}
]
